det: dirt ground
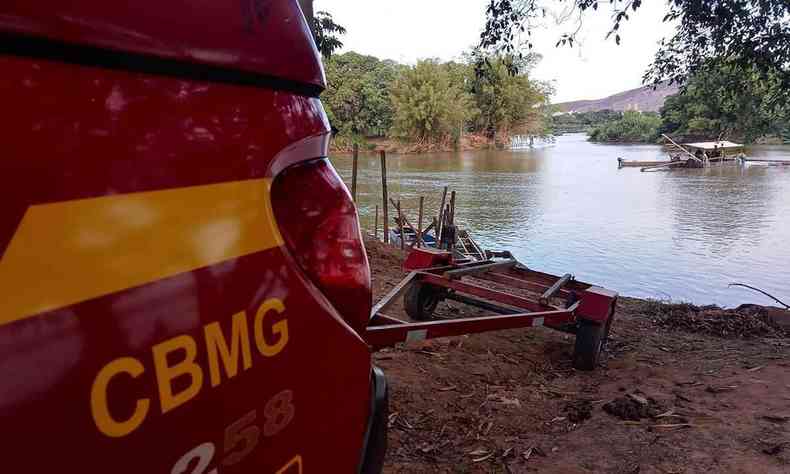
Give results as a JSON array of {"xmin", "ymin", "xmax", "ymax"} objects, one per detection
[{"xmin": 365, "ymin": 239, "xmax": 790, "ymax": 473}]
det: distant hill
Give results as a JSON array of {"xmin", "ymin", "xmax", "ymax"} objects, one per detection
[{"xmin": 555, "ymin": 83, "xmax": 680, "ymax": 113}]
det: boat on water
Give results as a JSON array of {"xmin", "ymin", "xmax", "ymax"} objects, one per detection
[
  {"xmin": 738, "ymin": 157, "xmax": 790, "ymax": 166},
  {"xmin": 389, "ymin": 228, "xmax": 437, "ymax": 248},
  {"xmin": 618, "ymin": 136, "xmax": 749, "ymax": 172},
  {"xmin": 617, "ymin": 158, "xmax": 673, "ymax": 168}
]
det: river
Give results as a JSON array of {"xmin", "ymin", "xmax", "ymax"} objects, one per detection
[{"xmin": 330, "ymin": 133, "xmax": 790, "ymax": 307}]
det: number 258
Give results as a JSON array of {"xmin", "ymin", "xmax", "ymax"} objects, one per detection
[{"xmin": 171, "ymin": 389, "xmax": 295, "ymax": 474}]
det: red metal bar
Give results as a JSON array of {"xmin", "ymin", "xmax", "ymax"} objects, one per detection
[
  {"xmin": 442, "ymin": 259, "xmax": 516, "ymax": 279},
  {"xmin": 420, "ymin": 273, "xmax": 554, "ymax": 313},
  {"xmin": 363, "ymin": 308, "xmax": 575, "ymax": 348},
  {"xmin": 472, "ymin": 271, "xmax": 566, "ymax": 297},
  {"xmin": 369, "ymin": 313, "xmax": 407, "ymax": 326},
  {"xmin": 494, "ymin": 266, "xmax": 591, "ymax": 293}
]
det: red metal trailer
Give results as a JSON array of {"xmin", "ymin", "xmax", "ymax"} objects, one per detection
[{"xmin": 364, "ymin": 248, "xmax": 618, "ymax": 370}]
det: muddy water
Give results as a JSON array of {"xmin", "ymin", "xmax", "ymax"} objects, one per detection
[{"xmin": 330, "ymin": 133, "xmax": 790, "ymax": 307}]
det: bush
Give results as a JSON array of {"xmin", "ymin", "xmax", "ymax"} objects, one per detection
[{"xmin": 589, "ymin": 111, "xmax": 661, "ymax": 143}]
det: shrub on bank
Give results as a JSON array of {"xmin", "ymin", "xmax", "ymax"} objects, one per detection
[{"xmin": 589, "ymin": 111, "xmax": 662, "ymax": 143}]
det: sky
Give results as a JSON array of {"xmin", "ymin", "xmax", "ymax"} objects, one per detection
[{"xmin": 314, "ymin": 0, "xmax": 677, "ymax": 103}]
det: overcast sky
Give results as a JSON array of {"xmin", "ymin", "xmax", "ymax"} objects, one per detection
[{"xmin": 314, "ymin": 0, "xmax": 677, "ymax": 103}]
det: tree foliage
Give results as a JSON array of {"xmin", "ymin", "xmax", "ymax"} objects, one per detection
[
  {"xmin": 322, "ymin": 52, "xmax": 402, "ymax": 137},
  {"xmin": 659, "ymin": 62, "xmax": 790, "ymax": 143},
  {"xmin": 478, "ymin": 0, "xmax": 790, "ymax": 103},
  {"xmin": 552, "ymin": 110, "xmax": 622, "ymax": 133},
  {"xmin": 312, "ymin": 10, "xmax": 346, "ymax": 59},
  {"xmin": 588, "ymin": 111, "xmax": 661, "ymax": 142},
  {"xmin": 322, "ymin": 52, "xmax": 552, "ymax": 147},
  {"xmin": 389, "ymin": 60, "xmax": 473, "ymax": 145},
  {"xmin": 469, "ymin": 55, "xmax": 551, "ymax": 138}
]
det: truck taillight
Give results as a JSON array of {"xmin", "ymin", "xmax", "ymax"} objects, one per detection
[{"xmin": 271, "ymin": 158, "xmax": 372, "ymax": 334}]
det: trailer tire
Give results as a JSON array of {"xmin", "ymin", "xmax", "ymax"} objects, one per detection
[
  {"xmin": 404, "ymin": 282, "xmax": 440, "ymax": 321},
  {"xmin": 572, "ymin": 320, "xmax": 605, "ymax": 371}
]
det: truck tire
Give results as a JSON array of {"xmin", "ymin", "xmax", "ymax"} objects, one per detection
[
  {"xmin": 572, "ymin": 320, "xmax": 605, "ymax": 370},
  {"xmin": 359, "ymin": 367, "xmax": 388, "ymax": 474},
  {"xmin": 404, "ymin": 282, "xmax": 440, "ymax": 321}
]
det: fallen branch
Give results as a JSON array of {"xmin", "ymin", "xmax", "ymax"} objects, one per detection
[{"xmin": 728, "ymin": 283, "xmax": 789, "ymax": 310}]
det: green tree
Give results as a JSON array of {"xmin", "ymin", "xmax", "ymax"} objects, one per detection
[
  {"xmin": 552, "ymin": 110, "xmax": 622, "ymax": 133},
  {"xmin": 312, "ymin": 11, "xmax": 346, "ymax": 59},
  {"xmin": 469, "ymin": 55, "xmax": 550, "ymax": 139},
  {"xmin": 477, "ymin": 0, "xmax": 789, "ymax": 102},
  {"xmin": 588, "ymin": 110, "xmax": 661, "ymax": 143},
  {"xmin": 390, "ymin": 60, "xmax": 473, "ymax": 145},
  {"xmin": 659, "ymin": 62, "xmax": 790, "ymax": 143},
  {"xmin": 322, "ymin": 52, "xmax": 401, "ymax": 138}
]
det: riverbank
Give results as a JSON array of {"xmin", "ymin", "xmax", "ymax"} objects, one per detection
[
  {"xmin": 366, "ymin": 239, "xmax": 790, "ymax": 473},
  {"xmin": 330, "ymin": 133, "xmax": 499, "ymax": 155}
]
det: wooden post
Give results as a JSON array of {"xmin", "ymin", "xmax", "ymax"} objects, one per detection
[
  {"xmin": 416, "ymin": 196, "xmax": 424, "ymax": 248},
  {"xmin": 380, "ymin": 150, "xmax": 389, "ymax": 243},
  {"xmin": 374, "ymin": 205, "xmax": 379, "ymax": 240},
  {"xmin": 437, "ymin": 186, "xmax": 448, "ymax": 242},
  {"xmin": 390, "ymin": 198, "xmax": 418, "ymax": 236},
  {"xmin": 449, "ymin": 190, "xmax": 456, "ymax": 226},
  {"xmin": 396, "ymin": 199, "xmax": 405, "ymax": 250},
  {"xmin": 441, "ymin": 204, "xmax": 451, "ymax": 249},
  {"xmin": 351, "ymin": 143, "xmax": 359, "ymax": 202}
]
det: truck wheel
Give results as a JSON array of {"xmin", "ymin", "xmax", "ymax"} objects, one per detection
[
  {"xmin": 572, "ymin": 320, "xmax": 605, "ymax": 371},
  {"xmin": 404, "ymin": 282, "xmax": 440, "ymax": 321}
]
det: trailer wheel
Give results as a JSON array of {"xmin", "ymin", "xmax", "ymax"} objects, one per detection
[
  {"xmin": 572, "ymin": 320, "xmax": 605, "ymax": 371},
  {"xmin": 404, "ymin": 282, "xmax": 441, "ymax": 321}
]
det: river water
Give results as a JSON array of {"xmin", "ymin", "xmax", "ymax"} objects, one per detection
[{"xmin": 330, "ymin": 133, "xmax": 790, "ymax": 307}]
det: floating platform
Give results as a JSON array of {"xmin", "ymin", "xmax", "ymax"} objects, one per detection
[
  {"xmin": 617, "ymin": 158, "xmax": 672, "ymax": 168},
  {"xmin": 739, "ymin": 158, "xmax": 790, "ymax": 166}
]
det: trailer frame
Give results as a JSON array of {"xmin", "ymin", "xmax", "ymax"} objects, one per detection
[{"xmin": 363, "ymin": 249, "xmax": 618, "ymax": 370}]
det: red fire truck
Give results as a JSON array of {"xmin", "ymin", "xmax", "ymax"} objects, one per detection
[
  {"xmin": 0, "ymin": 1, "xmax": 618, "ymax": 472},
  {"xmin": 0, "ymin": 0, "xmax": 385, "ymax": 472}
]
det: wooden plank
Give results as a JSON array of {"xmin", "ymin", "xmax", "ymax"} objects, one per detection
[
  {"xmin": 351, "ymin": 143, "xmax": 359, "ymax": 202},
  {"xmin": 540, "ymin": 273, "xmax": 573, "ymax": 305},
  {"xmin": 641, "ymin": 161, "xmax": 686, "ymax": 172},
  {"xmin": 371, "ymin": 271, "xmax": 418, "ymax": 317},
  {"xmin": 369, "ymin": 313, "xmax": 406, "ymax": 326},
  {"xmin": 381, "ymin": 150, "xmax": 389, "ymax": 243},
  {"xmin": 416, "ymin": 196, "xmax": 424, "ymax": 248},
  {"xmin": 444, "ymin": 292, "xmax": 522, "ymax": 314},
  {"xmin": 449, "ymin": 190, "xmax": 456, "ymax": 224},
  {"xmin": 473, "ymin": 270, "xmax": 558, "ymax": 295},
  {"xmin": 390, "ymin": 198, "xmax": 418, "ymax": 235},
  {"xmin": 437, "ymin": 186, "xmax": 448, "ymax": 242},
  {"xmin": 442, "ymin": 260, "xmax": 517, "ymax": 279},
  {"xmin": 421, "ymin": 273, "xmax": 550, "ymax": 312},
  {"xmin": 374, "ymin": 205, "xmax": 379, "ymax": 240},
  {"xmin": 741, "ymin": 158, "xmax": 790, "ymax": 164},
  {"xmin": 396, "ymin": 199, "xmax": 404, "ymax": 250},
  {"xmin": 662, "ymin": 134, "xmax": 701, "ymax": 162}
]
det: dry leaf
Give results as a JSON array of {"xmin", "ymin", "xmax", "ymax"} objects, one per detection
[
  {"xmin": 468, "ymin": 448, "xmax": 489, "ymax": 457},
  {"xmin": 523, "ymin": 447, "xmax": 534, "ymax": 461}
]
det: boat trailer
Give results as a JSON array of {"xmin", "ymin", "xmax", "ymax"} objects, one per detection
[{"xmin": 363, "ymin": 248, "xmax": 618, "ymax": 370}]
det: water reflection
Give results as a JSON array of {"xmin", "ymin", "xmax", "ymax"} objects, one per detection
[{"xmin": 331, "ymin": 134, "xmax": 790, "ymax": 307}]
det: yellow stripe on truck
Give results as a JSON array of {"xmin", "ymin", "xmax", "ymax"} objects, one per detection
[{"xmin": 0, "ymin": 179, "xmax": 283, "ymax": 326}]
